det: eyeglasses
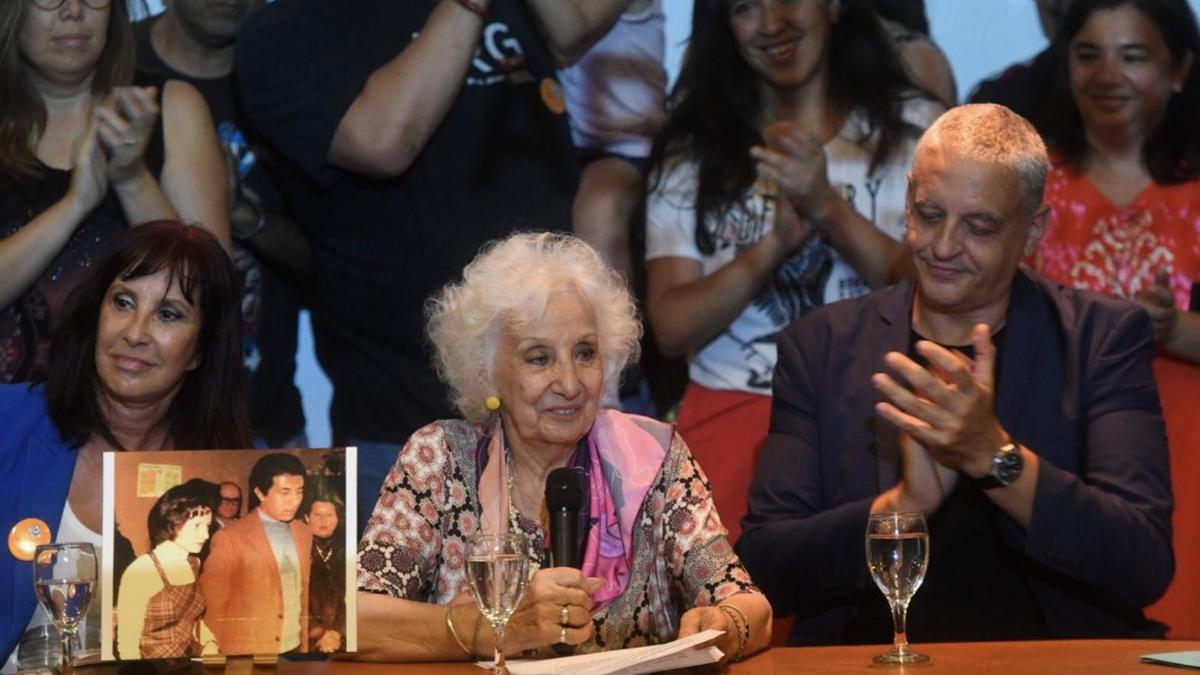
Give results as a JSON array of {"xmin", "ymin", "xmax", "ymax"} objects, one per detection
[{"xmin": 30, "ymin": 0, "xmax": 112, "ymax": 10}]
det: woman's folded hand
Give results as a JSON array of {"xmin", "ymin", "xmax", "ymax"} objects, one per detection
[{"xmin": 503, "ymin": 567, "xmax": 603, "ymax": 654}]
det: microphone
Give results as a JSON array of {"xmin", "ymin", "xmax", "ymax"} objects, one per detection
[
  {"xmin": 545, "ymin": 467, "xmax": 585, "ymax": 656},
  {"xmin": 545, "ymin": 467, "xmax": 584, "ymax": 569}
]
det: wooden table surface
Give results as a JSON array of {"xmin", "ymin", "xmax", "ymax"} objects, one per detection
[{"xmin": 78, "ymin": 640, "xmax": 1200, "ymax": 675}]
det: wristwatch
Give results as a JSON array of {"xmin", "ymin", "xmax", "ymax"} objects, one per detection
[{"xmin": 978, "ymin": 442, "xmax": 1023, "ymax": 489}]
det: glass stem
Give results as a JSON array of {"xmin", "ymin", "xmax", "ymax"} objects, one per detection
[
  {"xmin": 493, "ymin": 622, "xmax": 508, "ymax": 673},
  {"xmin": 61, "ymin": 628, "xmax": 75, "ymax": 674},
  {"xmin": 890, "ymin": 602, "xmax": 910, "ymax": 654}
]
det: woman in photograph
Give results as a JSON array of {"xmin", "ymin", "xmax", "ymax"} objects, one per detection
[
  {"xmin": 304, "ymin": 475, "xmax": 346, "ymax": 654},
  {"xmin": 116, "ymin": 481, "xmax": 219, "ymax": 659}
]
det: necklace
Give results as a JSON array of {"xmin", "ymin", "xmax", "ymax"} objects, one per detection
[{"xmin": 314, "ymin": 540, "xmax": 334, "ymax": 564}]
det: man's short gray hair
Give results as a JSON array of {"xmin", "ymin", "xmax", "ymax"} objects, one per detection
[
  {"xmin": 916, "ymin": 104, "xmax": 1050, "ymax": 219},
  {"xmin": 426, "ymin": 232, "xmax": 642, "ymax": 424}
]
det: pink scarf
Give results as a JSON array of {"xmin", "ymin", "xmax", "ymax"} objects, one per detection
[{"xmin": 476, "ymin": 409, "xmax": 671, "ymax": 611}]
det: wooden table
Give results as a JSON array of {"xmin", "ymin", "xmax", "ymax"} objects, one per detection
[{"xmin": 79, "ymin": 641, "xmax": 1200, "ymax": 675}]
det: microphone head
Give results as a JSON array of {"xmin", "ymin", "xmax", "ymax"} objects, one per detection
[{"xmin": 545, "ymin": 467, "xmax": 584, "ymax": 511}]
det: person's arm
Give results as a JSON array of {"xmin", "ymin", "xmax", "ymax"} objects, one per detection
[
  {"xmin": 94, "ymin": 86, "xmax": 177, "ymax": 231},
  {"xmin": 157, "ymin": 81, "xmax": 231, "ymax": 250},
  {"xmin": 644, "ymin": 162, "xmax": 814, "ymax": 357},
  {"xmin": 0, "ymin": 122, "xmax": 106, "ymax": 310},
  {"xmin": 324, "ymin": 1, "xmax": 494, "ymax": 178},
  {"xmin": 736, "ymin": 324, "xmax": 880, "ymax": 615},
  {"xmin": 665, "ymin": 439, "xmax": 771, "ymax": 662},
  {"xmin": 752, "ymin": 122, "xmax": 910, "ymax": 289},
  {"xmin": 1161, "ymin": 310, "xmax": 1200, "ymax": 362},
  {"xmin": 524, "ymin": 0, "xmax": 636, "ymax": 65},
  {"xmin": 897, "ymin": 37, "xmax": 957, "ymax": 108},
  {"xmin": 1019, "ymin": 307, "xmax": 1174, "ymax": 607},
  {"xmin": 876, "ymin": 315, "xmax": 1174, "ymax": 607},
  {"xmin": 228, "ymin": 180, "xmax": 313, "ymax": 284},
  {"xmin": 116, "ymin": 558, "xmax": 161, "ymax": 660}
]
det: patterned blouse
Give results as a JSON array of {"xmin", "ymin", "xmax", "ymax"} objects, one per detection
[{"xmin": 357, "ymin": 419, "xmax": 760, "ymax": 652}]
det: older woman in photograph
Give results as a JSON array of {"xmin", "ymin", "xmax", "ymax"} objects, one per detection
[
  {"xmin": 116, "ymin": 481, "xmax": 219, "ymax": 659},
  {"xmin": 0, "ymin": 0, "xmax": 229, "ymax": 384},
  {"xmin": 0, "ymin": 220, "xmax": 247, "ymax": 666},
  {"xmin": 304, "ymin": 475, "xmax": 346, "ymax": 654},
  {"xmin": 356, "ymin": 232, "xmax": 772, "ymax": 663}
]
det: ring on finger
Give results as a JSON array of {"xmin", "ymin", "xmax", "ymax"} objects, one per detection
[
  {"xmin": 559, "ymin": 626, "xmax": 567, "ymax": 644},
  {"xmin": 559, "ymin": 605, "xmax": 570, "ymax": 627},
  {"xmin": 120, "ymin": 138, "xmax": 136, "ymax": 146}
]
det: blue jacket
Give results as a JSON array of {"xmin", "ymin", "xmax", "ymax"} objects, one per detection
[
  {"xmin": 0, "ymin": 384, "xmax": 78, "ymax": 662},
  {"xmin": 738, "ymin": 270, "xmax": 1174, "ymax": 643}
]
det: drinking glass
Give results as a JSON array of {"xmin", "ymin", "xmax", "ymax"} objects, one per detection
[
  {"xmin": 465, "ymin": 533, "xmax": 530, "ymax": 675},
  {"xmin": 32, "ymin": 543, "xmax": 97, "ymax": 674},
  {"xmin": 866, "ymin": 512, "xmax": 929, "ymax": 664}
]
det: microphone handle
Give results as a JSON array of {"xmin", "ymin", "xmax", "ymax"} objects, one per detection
[
  {"xmin": 548, "ymin": 508, "xmax": 579, "ymax": 568},
  {"xmin": 549, "ymin": 507, "xmax": 580, "ymax": 655}
]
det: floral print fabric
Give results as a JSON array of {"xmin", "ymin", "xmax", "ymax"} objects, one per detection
[{"xmin": 357, "ymin": 418, "xmax": 759, "ymax": 651}]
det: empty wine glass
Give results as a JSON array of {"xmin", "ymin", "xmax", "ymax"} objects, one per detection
[
  {"xmin": 32, "ymin": 543, "xmax": 97, "ymax": 674},
  {"xmin": 465, "ymin": 533, "xmax": 530, "ymax": 675},
  {"xmin": 866, "ymin": 512, "xmax": 929, "ymax": 664}
]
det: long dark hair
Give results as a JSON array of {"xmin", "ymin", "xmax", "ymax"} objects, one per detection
[
  {"xmin": 1038, "ymin": 0, "xmax": 1200, "ymax": 182},
  {"xmin": 147, "ymin": 480, "xmax": 215, "ymax": 547},
  {"xmin": 0, "ymin": 0, "xmax": 136, "ymax": 186},
  {"xmin": 44, "ymin": 221, "xmax": 250, "ymax": 450},
  {"xmin": 646, "ymin": 0, "xmax": 923, "ymax": 254}
]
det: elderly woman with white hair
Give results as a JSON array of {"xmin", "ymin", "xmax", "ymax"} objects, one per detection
[{"xmin": 355, "ymin": 232, "xmax": 772, "ymax": 662}]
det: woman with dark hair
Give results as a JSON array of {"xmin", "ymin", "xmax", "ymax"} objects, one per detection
[
  {"xmin": 115, "ymin": 481, "xmax": 218, "ymax": 659},
  {"xmin": 0, "ymin": 0, "xmax": 229, "ymax": 385},
  {"xmin": 1027, "ymin": 0, "xmax": 1200, "ymax": 639},
  {"xmin": 643, "ymin": 0, "xmax": 941, "ymax": 542},
  {"xmin": 302, "ymin": 475, "xmax": 345, "ymax": 654},
  {"xmin": 0, "ymin": 220, "xmax": 248, "ymax": 666}
]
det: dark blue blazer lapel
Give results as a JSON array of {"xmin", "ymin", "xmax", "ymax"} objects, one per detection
[
  {"xmin": 994, "ymin": 270, "xmax": 1057, "ymax": 445},
  {"xmin": 872, "ymin": 280, "xmax": 917, "ymax": 493}
]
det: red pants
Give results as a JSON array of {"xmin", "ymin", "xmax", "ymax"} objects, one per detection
[{"xmin": 675, "ymin": 382, "xmax": 772, "ymax": 546}]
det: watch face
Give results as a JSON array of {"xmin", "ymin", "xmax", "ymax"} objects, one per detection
[{"xmin": 994, "ymin": 448, "xmax": 1024, "ymax": 485}]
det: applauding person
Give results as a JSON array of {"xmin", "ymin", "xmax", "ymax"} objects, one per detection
[{"xmin": 0, "ymin": 0, "xmax": 229, "ymax": 385}]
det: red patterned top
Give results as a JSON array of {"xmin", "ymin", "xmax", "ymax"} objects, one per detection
[
  {"xmin": 1028, "ymin": 163, "xmax": 1200, "ymax": 307},
  {"xmin": 356, "ymin": 418, "xmax": 759, "ymax": 651}
]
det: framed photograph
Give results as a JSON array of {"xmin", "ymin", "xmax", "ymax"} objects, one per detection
[{"xmin": 100, "ymin": 448, "xmax": 357, "ymax": 659}]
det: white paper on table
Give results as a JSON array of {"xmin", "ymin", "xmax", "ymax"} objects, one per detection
[{"xmin": 476, "ymin": 629, "xmax": 725, "ymax": 675}]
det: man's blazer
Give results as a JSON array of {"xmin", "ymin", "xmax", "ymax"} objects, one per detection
[{"xmin": 200, "ymin": 508, "xmax": 312, "ymax": 654}]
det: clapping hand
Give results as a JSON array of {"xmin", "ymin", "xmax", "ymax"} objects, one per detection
[
  {"xmin": 872, "ymin": 324, "xmax": 1009, "ymax": 482},
  {"xmin": 66, "ymin": 120, "xmax": 108, "ymax": 216},
  {"xmin": 1133, "ymin": 269, "xmax": 1178, "ymax": 345},
  {"xmin": 94, "ymin": 86, "xmax": 159, "ymax": 185},
  {"xmin": 750, "ymin": 121, "xmax": 836, "ymax": 224}
]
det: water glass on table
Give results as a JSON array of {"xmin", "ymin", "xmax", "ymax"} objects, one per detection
[
  {"xmin": 466, "ymin": 533, "xmax": 530, "ymax": 675},
  {"xmin": 32, "ymin": 543, "xmax": 97, "ymax": 674},
  {"xmin": 866, "ymin": 512, "xmax": 930, "ymax": 665}
]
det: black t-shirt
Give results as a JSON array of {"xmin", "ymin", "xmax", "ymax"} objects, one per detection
[
  {"xmin": 235, "ymin": 0, "xmax": 578, "ymax": 443},
  {"xmin": 133, "ymin": 20, "xmax": 306, "ymax": 445},
  {"xmin": 967, "ymin": 47, "xmax": 1057, "ymax": 125},
  {"xmin": 842, "ymin": 327, "xmax": 1049, "ymax": 644}
]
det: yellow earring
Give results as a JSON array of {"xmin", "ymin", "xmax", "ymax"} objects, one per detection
[{"xmin": 485, "ymin": 396, "xmax": 501, "ymax": 412}]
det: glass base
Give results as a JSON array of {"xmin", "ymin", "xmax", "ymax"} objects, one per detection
[{"xmin": 873, "ymin": 647, "xmax": 929, "ymax": 665}]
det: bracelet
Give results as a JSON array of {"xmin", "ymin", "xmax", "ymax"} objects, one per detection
[
  {"xmin": 451, "ymin": 0, "xmax": 488, "ymax": 21},
  {"xmin": 446, "ymin": 605, "xmax": 472, "ymax": 658},
  {"xmin": 717, "ymin": 604, "xmax": 749, "ymax": 663},
  {"xmin": 469, "ymin": 610, "xmax": 483, "ymax": 658}
]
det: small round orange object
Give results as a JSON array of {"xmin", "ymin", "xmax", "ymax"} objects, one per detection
[
  {"xmin": 8, "ymin": 518, "xmax": 51, "ymax": 562},
  {"xmin": 540, "ymin": 78, "xmax": 566, "ymax": 115}
]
